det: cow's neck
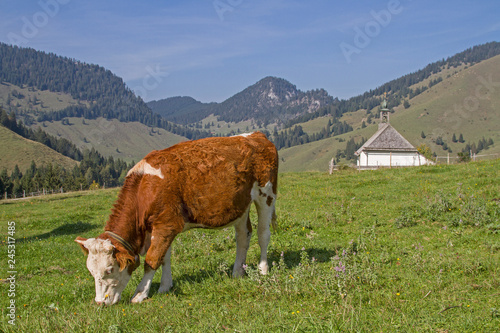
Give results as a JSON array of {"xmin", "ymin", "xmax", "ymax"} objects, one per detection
[{"xmin": 102, "ymin": 175, "xmax": 146, "ymax": 254}]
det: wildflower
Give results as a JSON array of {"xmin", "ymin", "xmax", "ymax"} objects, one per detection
[
  {"xmin": 334, "ymin": 261, "xmax": 346, "ymax": 273},
  {"xmin": 396, "ymin": 293, "xmax": 400, "ymax": 296}
]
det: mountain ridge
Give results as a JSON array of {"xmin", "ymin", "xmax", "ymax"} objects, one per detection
[{"xmin": 147, "ymin": 76, "xmax": 335, "ymax": 126}]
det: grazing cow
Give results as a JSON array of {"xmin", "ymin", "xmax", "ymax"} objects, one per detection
[{"xmin": 75, "ymin": 132, "xmax": 278, "ymax": 305}]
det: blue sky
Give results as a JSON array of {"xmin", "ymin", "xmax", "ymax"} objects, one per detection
[{"xmin": 1, "ymin": 0, "xmax": 499, "ymax": 103}]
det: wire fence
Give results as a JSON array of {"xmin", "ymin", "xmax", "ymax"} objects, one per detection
[
  {"xmin": 1, "ymin": 184, "xmax": 118, "ymax": 201},
  {"xmin": 434, "ymin": 152, "xmax": 500, "ymax": 164}
]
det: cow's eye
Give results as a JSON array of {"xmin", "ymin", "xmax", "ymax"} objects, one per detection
[{"xmin": 105, "ymin": 267, "xmax": 114, "ymax": 275}]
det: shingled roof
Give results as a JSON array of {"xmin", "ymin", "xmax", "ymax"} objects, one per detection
[{"xmin": 355, "ymin": 123, "xmax": 417, "ymax": 155}]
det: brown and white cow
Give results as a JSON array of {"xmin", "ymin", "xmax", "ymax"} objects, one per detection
[{"xmin": 75, "ymin": 132, "xmax": 278, "ymax": 305}]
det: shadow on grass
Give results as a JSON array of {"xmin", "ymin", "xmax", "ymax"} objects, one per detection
[
  {"xmin": 18, "ymin": 221, "xmax": 96, "ymax": 243},
  {"xmin": 268, "ymin": 247, "xmax": 339, "ymax": 268},
  {"xmin": 146, "ymin": 247, "xmax": 339, "ymax": 297}
]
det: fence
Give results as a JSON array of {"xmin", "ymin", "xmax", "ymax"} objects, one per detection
[
  {"xmin": 435, "ymin": 152, "xmax": 500, "ymax": 164},
  {"xmin": 2, "ymin": 183, "xmax": 116, "ymax": 201}
]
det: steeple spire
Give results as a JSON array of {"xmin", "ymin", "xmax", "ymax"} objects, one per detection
[{"xmin": 380, "ymin": 93, "xmax": 390, "ymax": 125}]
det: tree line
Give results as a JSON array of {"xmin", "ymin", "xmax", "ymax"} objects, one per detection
[{"xmin": 0, "ymin": 107, "xmax": 134, "ymax": 199}]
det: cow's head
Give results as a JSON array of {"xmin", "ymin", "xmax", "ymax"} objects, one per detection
[{"xmin": 75, "ymin": 236, "xmax": 139, "ymax": 305}]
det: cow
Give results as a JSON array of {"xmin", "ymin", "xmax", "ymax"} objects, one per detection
[{"xmin": 75, "ymin": 132, "xmax": 278, "ymax": 305}]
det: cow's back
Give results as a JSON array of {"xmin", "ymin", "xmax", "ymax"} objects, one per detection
[{"xmin": 135, "ymin": 132, "xmax": 277, "ymax": 228}]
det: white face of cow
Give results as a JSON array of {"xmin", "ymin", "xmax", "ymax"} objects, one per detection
[{"xmin": 76, "ymin": 238, "xmax": 132, "ymax": 305}]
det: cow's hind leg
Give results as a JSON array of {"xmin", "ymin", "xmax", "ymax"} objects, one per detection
[
  {"xmin": 233, "ymin": 207, "xmax": 252, "ymax": 277},
  {"xmin": 254, "ymin": 183, "xmax": 276, "ymax": 275},
  {"xmin": 158, "ymin": 247, "xmax": 173, "ymax": 293}
]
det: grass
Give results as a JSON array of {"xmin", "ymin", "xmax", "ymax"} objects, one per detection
[
  {"xmin": 0, "ymin": 81, "xmax": 88, "ymax": 113},
  {"xmin": 0, "ymin": 160, "xmax": 499, "ymax": 332},
  {"xmin": 0, "ymin": 126, "xmax": 78, "ymax": 173}
]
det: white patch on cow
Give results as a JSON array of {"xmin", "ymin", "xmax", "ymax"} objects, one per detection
[
  {"xmin": 76, "ymin": 238, "xmax": 132, "ymax": 305},
  {"xmin": 231, "ymin": 132, "xmax": 254, "ymax": 138},
  {"xmin": 126, "ymin": 160, "xmax": 164, "ymax": 179},
  {"xmin": 250, "ymin": 181, "xmax": 275, "ymax": 202}
]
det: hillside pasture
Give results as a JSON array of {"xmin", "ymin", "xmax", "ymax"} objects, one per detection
[
  {"xmin": 30, "ymin": 117, "xmax": 187, "ymax": 164},
  {"xmin": 0, "ymin": 160, "xmax": 499, "ymax": 332},
  {"xmin": 0, "ymin": 126, "xmax": 78, "ymax": 173}
]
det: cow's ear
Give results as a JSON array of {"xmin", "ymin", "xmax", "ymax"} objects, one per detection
[
  {"xmin": 75, "ymin": 237, "xmax": 89, "ymax": 255},
  {"xmin": 116, "ymin": 251, "xmax": 135, "ymax": 272}
]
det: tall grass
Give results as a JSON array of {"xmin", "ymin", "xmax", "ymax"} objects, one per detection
[{"xmin": 1, "ymin": 160, "xmax": 499, "ymax": 332}]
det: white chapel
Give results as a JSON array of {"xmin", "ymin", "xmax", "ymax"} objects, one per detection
[{"xmin": 354, "ymin": 100, "xmax": 434, "ymax": 169}]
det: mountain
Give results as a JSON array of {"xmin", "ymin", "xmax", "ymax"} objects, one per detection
[
  {"xmin": 147, "ymin": 96, "xmax": 215, "ymax": 124},
  {"xmin": 279, "ymin": 53, "xmax": 500, "ymax": 172},
  {"xmin": 0, "ymin": 42, "xmax": 209, "ymax": 141},
  {"xmin": 1, "ymin": 41, "xmax": 499, "ymax": 174},
  {"xmin": 147, "ymin": 77, "xmax": 336, "ymax": 126}
]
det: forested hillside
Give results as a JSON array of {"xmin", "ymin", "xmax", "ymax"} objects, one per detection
[
  {"xmin": 0, "ymin": 107, "xmax": 134, "ymax": 198},
  {"xmin": 0, "ymin": 43, "xmax": 210, "ymax": 140}
]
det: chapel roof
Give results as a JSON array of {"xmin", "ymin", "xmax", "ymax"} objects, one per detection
[{"xmin": 355, "ymin": 123, "xmax": 417, "ymax": 155}]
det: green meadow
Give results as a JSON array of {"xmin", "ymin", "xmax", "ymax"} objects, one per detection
[{"xmin": 1, "ymin": 160, "xmax": 499, "ymax": 332}]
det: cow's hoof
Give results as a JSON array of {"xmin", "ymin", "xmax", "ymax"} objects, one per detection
[
  {"xmin": 131, "ymin": 293, "xmax": 148, "ymax": 303},
  {"xmin": 258, "ymin": 263, "xmax": 269, "ymax": 275},
  {"xmin": 158, "ymin": 284, "xmax": 173, "ymax": 294}
]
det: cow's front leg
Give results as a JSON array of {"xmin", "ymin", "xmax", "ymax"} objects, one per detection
[
  {"xmin": 131, "ymin": 264, "xmax": 156, "ymax": 303},
  {"xmin": 158, "ymin": 247, "xmax": 173, "ymax": 293},
  {"xmin": 132, "ymin": 223, "xmax": 178, "ymax": 303}
]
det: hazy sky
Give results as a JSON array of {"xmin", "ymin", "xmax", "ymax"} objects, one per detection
[{"xmin": 1, "ymin": 0, "xmax": 499, "ymax": 103}]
